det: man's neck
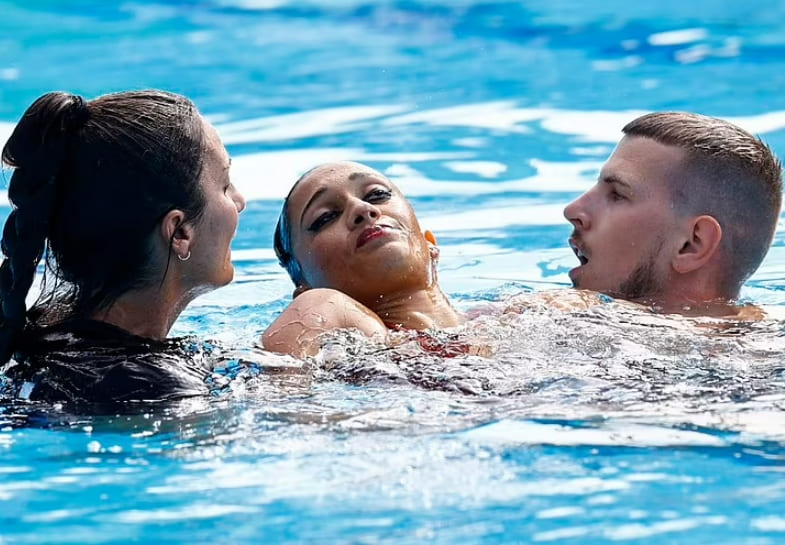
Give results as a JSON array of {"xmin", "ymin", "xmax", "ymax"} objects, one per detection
[{"xmin": 638, "ymin": 288, "xmax": 744, "ymax": 318}]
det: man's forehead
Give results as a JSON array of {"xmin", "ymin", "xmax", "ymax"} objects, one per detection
[{"xmin": 601, "ymin": 136, "xmax": 687, "ymax": 190}]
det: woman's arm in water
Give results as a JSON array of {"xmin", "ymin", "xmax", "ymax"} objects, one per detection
[{"xmin": 261, "ymin": 288, "xmax": 388, "ymax": 358}]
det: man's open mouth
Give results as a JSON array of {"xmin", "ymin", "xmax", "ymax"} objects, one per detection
[{"xmin": 569, "ymin": 240, "xmax": 588, "ymax": 265}]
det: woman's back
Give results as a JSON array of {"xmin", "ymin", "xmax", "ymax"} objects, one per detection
[{"xmin": 0, "ymin": 90, "xmax": 245, "ymax": 402}]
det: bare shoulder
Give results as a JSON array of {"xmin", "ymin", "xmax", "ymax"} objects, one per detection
[
  {"xmin": 262, "ymin": 288, "xmax": 387, "ymax": 358},
  {"xmin": 502, "ymin": 289, "xmax": 607, "ymax": 314}
]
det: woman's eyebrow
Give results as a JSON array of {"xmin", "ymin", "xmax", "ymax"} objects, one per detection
[
  {"xmin": 300, "ymin": 187, "xmax": 328, "ymax": 226},
  {"xmin": 349, "ymin": 172, "xmax": 391, "ymax": 188}
]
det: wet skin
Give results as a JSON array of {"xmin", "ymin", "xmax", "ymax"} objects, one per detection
[
  {"xmin": 563, "ymin": 135, "xmax": 688, "ymax": 301},
  {"xmin": 286, "ymin": 162, "xmax": 432, "ymax": 308}
]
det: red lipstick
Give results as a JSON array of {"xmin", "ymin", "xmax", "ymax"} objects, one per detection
[{"xmin": 356, "ymin": 226, "xmax": 388, "ymax": 249}]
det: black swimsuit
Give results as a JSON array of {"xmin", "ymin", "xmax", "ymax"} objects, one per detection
[{"xmin": 1, "ymin": 319, "xmax": 211, "ymax": 403}]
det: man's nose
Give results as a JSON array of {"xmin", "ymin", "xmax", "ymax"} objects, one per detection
[
  {"xmin": 234, "ymin": 188, "xmax": 247, "ymax": 214},
  {"xmin": 563, "ymin": 193, "xmax": 591, "ymax": 230}
]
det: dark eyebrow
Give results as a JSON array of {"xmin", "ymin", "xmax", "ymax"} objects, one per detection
[
  {"xmin": 601, "ymin": 174, "xmax": 632, "ymax": 189},
  {"xmin": 300, "ymin": 187, "xmax": 328, "ymax": 227},
  {"xmin": 348, "ymin": 171, "xmax": 392, "ymax": 187},
  {"xmin": 349, "ymin": 172, "xmax": 392, "ymax": 191}
]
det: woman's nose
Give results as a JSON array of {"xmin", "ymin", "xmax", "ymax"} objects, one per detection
[{"xmin": 348, "ymin": 199, "xmax": 379, "ymax": 227}]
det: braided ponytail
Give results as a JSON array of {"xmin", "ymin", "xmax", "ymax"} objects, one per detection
[{"xmin": 0, "ymin": 92, "xmax": 88, "ymax": 364}]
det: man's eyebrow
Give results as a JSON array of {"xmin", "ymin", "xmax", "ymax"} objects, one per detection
[
  {"xmin": 300, "ymin": 187, "xmax": 328, "ymax": 226},
  {"xmin": 600, "ymin": 174, "xmax": 632, "ymax": 189}
]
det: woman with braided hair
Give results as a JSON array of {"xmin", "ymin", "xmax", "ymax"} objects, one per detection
[{"xmin": 0, "ymin": 90, "xmax": 245, "ymax": 403}]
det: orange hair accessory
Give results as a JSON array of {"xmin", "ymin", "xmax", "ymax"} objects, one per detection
[{"xmin": 424, "ymin": 230, "xmax": 437, "ymax": 245}]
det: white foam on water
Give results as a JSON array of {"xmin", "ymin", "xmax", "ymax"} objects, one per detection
[
  {"xmin": 726, "ymin": 111, "xmax": 785, "ymax": 134},
  {"xmin": 463, "ymin": 420, "xmax": 728, "ymax": 447},
  {"xmin": 0, "ymin": 122, "xmax": 11, "ymax": 207},
  {"xmin": 648, "ymin": 28, "xmax": 709, "ymax": 46},
  {"xmin": 214, "ymin": 0, "xmax": 289, "ymax": 9},
  {"xmin": 751, "ymin": 516, "xmax": 785, "ymax": 532},
  {"xmin": 217, "ymin": 104, "xmax": 409, "ymax": 144},
  {"xmin": 381, "ymin": 100, "xmax": 539, "ymax": 132},
  {"xmin": 538, "ymin": 109, "xmax": 650, "ymax": 142},
  {"xmin": 231, "ymin": 152, "xmax": 598, "ymax": 202},
  {"xmin": 111, "ymin": 504, "xmax": 259, "ymax": 523},
  {"xmin": 592, "ymin": 55, "xmax": 644, "ymax": 72},
  {"xmin": 604, "ymin": 517, "xmax": 726, "ymax": 540},
  {"xmin": 443, "ymin": 160, "xmax": 507, "ymax": 178},
  {"xmin": 0, "ymin": 68, "xmax": 20, "ymax": 81},
  {"xmin": 0, "ymin": 122, "xmax": 12, "ymax": 150},
  {"xmin": 382, "ymin": 103, "xmax": 785, "ymax": 142},
  {"xmin": 4, "ymin": 106, "xmax": 785, "ymax": 205},
  {"xmin": 421, "ymin": 203, "xmax": 567, "ymax": 231},
  {"xmin": 230, "ymin": 147, "xmax": 364, "ymax": 200},
  {"xmin": 532, "ymin": 526, "xmax": 592, "ymax": 542},
  {"xmin": 229, "ymin": 148, "xmax": 483, "ymax": 201}
]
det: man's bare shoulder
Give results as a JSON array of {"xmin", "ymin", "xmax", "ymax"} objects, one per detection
[{"xmin": 501, "ymin": 289, "xmax": 610, "ymax": 314}]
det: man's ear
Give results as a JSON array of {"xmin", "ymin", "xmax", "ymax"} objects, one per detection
[
  {"xmin": 672, "ymin": 215, "xmax": 722, "ymax": 274},
  {"xmin": 161, "ymin": 209, "xmax": 195, "ymax": 259}
]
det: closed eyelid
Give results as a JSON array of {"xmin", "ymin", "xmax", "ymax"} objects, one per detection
[
  {"xmin": 363, "ymin": 183, "xmax": 393, "ymax": 197},
  {"xmin": 365, "ymin": 187, "xmax": 392, "ymax": 198},
  {"xmin": 307, "ymin": 209, "xmax": 338, "ymax": 232},
  {"xmin": 306, "ymin": 203, "xmax": 334, "ymax": 225}
]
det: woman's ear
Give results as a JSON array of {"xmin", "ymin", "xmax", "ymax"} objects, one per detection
[
  {"xmin": 424, "ymin": 229, "xmax": 439, "ymax": 260},
  {"xmin": 293, "ymin": 284, "xmax": 310, "ymax": 298},
  {"xmin": 161, "ymin": 209, "xmax": 195, "ymax": 260},
  {"xmin": 672, "ymin": 215, "xmax": 722, "ymax": 274}
]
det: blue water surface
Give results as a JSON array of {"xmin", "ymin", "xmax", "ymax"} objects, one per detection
[{"xmin": 2, "ymin": 1, "xmax": 785, "ymax": 543}]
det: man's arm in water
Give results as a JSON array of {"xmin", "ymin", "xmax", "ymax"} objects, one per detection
[{"xmin": 261, "ymin": 288, "xmax": 388, "ymax": 358}]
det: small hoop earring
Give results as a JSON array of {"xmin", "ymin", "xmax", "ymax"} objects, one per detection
[{"xmin": 178, "ymin": 250, "xmax": 191, "ymax": 262}]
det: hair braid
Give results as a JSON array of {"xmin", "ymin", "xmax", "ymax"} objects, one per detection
[{"xmin": 0, "ymin": 92, "xmax": 88, "ymax": 364}]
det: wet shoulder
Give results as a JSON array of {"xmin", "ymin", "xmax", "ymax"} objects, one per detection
[
  {"xmin": 2, "ymin": 319, "xmax": 211, "ymax": 403},
  {"xmin": 263, "ymin": 288, "xmax": 387, "ymax": 358}
]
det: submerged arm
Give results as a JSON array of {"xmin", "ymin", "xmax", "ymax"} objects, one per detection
[{"xmin": 261, "ymin": 288, "xmax": 388, "ymax": 358}]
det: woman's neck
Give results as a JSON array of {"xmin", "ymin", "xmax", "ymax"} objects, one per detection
[
  {"xmin": 368, "ymin": 285, "xmax": 462, "ymax": 330},
  {"xmin": 89, "ymin": 285, "xmax": 192, "ymax": 340}
]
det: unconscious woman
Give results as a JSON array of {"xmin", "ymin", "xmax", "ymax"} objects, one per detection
[
  {"xmin": 0, "ymin": 90, "xmax": 246, "ymax": 403},
  {"xmin": 262, "ymin": 161, "xmax": 463, "ymax": 358}
]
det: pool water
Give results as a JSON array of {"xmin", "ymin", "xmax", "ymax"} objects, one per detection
[{"xmin": 3, "ymin": 1, "xmax": 785, "ymax": 543}]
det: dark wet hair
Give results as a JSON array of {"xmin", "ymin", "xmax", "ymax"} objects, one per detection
[
  {"xmin": 0, "ymin": 90, "xmax": 206, "ymax": 364},
  {"xmin": 623, "ymin": 112, "xmax": 783, "ymax": 295},
  {"xmin": 273, "ymin": 167, "xmax": 318, "ymax": 288}
]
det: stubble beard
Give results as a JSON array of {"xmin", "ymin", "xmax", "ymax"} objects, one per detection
[
  {"xmin": 613, "ymin": 239, "xmax": 667, "ymax": 303},
  {"xmin": 615, "ymin": 258, "xmax": 662, "ymax": 302}
]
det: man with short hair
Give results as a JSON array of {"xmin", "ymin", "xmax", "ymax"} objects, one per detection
[{"xmin": 563, "ymin": 112, "xmax": 783, "ymax": 315}]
